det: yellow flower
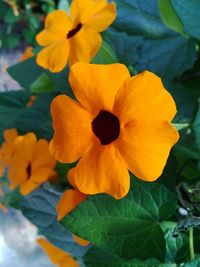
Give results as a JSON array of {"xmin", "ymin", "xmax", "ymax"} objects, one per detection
[
  {"xmin": 20, "ymin": 46, "xmax": 34, "ymax": 62},
  {"xmin": 49, "ymin": 62, "xmax": 179, "ymax": 199},
  {"xmin": 37, "ymin": 238, "xmax": 79, "ymax": 267},
  {"xmin": 8, "ymin": 132, "xmax": 57, "ymax": 195},
  {"xmin": 36, "ymin": 0, "xmax": 116, "ymax": 72},
  {"xmin": 0, "ymin": 128, "xmax": 18, "ymax": 177}
]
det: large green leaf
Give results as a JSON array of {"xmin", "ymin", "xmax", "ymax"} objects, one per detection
[
  {"xmin": 105, "ymin": 0, "xmax": 196, "ymax": 79},
  {"xmin": 14, "ymin": 93, "xmax": 55, "ymax": 140},
  {"xmin": 0, "ymin": 90, "xmax": 30, "ymax": 142},
  {"xmin": 158, "ymin": 0, "xmax": 185, "ymax": 36},
  {"xmin": 7, "ymin": 57, "xmax": 73, "ymax": 96},
  {"xmin": 92, "ymin": 41, "xmax": 118, "ymax": 64},
  {"xmin": 170, "ymin": 0, "xmax": 200, "ymax": 40},
  {"xmin": 182, "ymin": 256, "xmax": 200, "ymax": 267},
  {"xmin": 31, "ymin": 72, "xmax": 55, "ymax": 93},
  {"xmin": 61, "ymin": 180, "xmax": 177, "ymax": 261},
  {"xmin": 161, "ymin": 221, "xmax": 189, "ymax": 263},
  {"xmin": 84, "ymin": 247, "xmax": 176, "ymax": 267},
  {"xmin": 18, "ymin": 183, "xmax": 87, "ymax": 260}
]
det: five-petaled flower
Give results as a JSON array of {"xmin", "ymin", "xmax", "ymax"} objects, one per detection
[
  {"xmin": 36, "ymin": 0, "xmax": 116, "ymax": 72},
  {"xmin": 37, "ymin": 238, "xmax": 79, "ymax": 267},
  {"xmin": 8, "ymin": 132, "xmax": 57, "ymax": 195},
  {"xmin": 50, "ymin": 62, "xmax": 179, "ymax": 199}
]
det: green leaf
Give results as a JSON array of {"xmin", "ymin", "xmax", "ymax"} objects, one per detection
[
  {"xmin": 7, "ymin": 57, "xmax": 73, "ymax": 96},
  {"xmin": 164, "ymin": 80, "xmax": 200, "ymax": 123},
  {"xmin": 173, "ymin": 123, "xmax": 190, "ymax": 131},
  {"xmin": 14, "ymin": 93, "xmax": 55, "ymax": 140},
  {"xmin": 105, "ymin": 0, "xmax": 196, "ymax": 79},
  {"xmin": 158, "ymin": 0, "xmax": 185, "ymax": 36},
  {"xmin": 92, "ymin": 41, "xmax": 118, "ymax": 64},
  {"xmin": 7, "ymin": 58, "xmax": 44, "ymax": 90},
  {"xmin": 84, "ymin": 247, "xmax": 176, "ymax": 267},
  {"xmin": 182, "ymin": 256, "xmax": 200, "ymax": 267},
  {"xmin": 31, "ymin": 72, "xmax": 55, "ymax": 93},
  {"xmin": 18, "ymin": 183, "xmax": 87, "ymax": 260},
  {"xmin": 61, "ymin": 181, "xmax": 177, "ymax": 261},
  {"xmin": 171, "ymin": 0, "xmax": 200, "ymax": 40},
  {"xmin": 2, "ymin": 188, "xmax": 22, "ymax": 209},
  {"xmin": 161, "ymin": 221, "xmax": 189, "ymax": 263},
  {"xmin": 0, "ymin": 90, "xmax": 30, "ymax": 142}
]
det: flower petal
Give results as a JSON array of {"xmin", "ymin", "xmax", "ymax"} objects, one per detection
[
  {"xmin": 68, "ymin": 28, "xmax": 102, "ymax": 66},
  {"xmin": 37, "ymin": 238, "xmax": 67, "ymax": 264},
  {"xmin": 114, "ymin": 70, "xmax": 177, "ymax": 124},
  {"xmin": 20, "ymin": 180, "xmax": 39, "ymax": 195},
  {"xmin": 14, "ymin": 133, "xmax": 37, "ymax": 161},
  {"xmin": 60, "ymin": 255, "xmax": 79, "ymax": 267},
  {"xmin": 69, "ymin": 62, "xmax": 130, "ymax": 114},
  {"xmin": 72, "ymin": 234, "xmax": 89, "ymax": 246},
  {"xmin": 116, "ymin": 120, "xmax": 179, "ymax": 181},
  {"xmin": 56, "ymin": 189, "xmax": 87, "ymax": 221},
  {"xmin": 85, "ymin": 2, "xmax": 116, "ymax": 32},
  {"xmin": 4, "ymin": 128, "xmax": 18, "ymax": 142},
  {"xmin": 31, "ymin": 139, "xmax": 56, "ymax": 171},
  {"xmin": 70, "ymin": 0, "xmax": 107, "ymax": 24},
  {"xmin": 49, "ymin": 95, "xmax": 94, "ymax": 163},
  {"xmin": 8, "ymin": 156, "xmax": 28, "ymax": 189},
  {"xmin": 30, "ymin": 167, "xmax": 57, "ymax": 183},
  {"xmin": 36, "ymin": 10, "xmax": 72, "ymax": 46},
  {"xmin": 36, "ymin": 40, "xmax": 69, "ymax": 72},
  {"xmin": 67, "ymin": 167, "xmax": 77, "ymax": 188},
  {"xmin": 74, "ymin": 144, "xmax": 130, "ymax": 199}
]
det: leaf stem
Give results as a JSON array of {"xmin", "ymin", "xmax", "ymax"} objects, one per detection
[{"xmin": 189, "ymin": 227, "xmax": 195, "ymax": 260}]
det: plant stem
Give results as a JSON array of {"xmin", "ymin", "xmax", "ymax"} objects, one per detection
[{"xmin": 189, "ymin": 228, "xmax": 195, "ymax": 260}]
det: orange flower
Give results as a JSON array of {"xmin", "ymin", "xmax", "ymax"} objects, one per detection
[
  {"xmin": 50, "ymin": 63, "xmax": 179, "ymax": 199},
  {"xmin": 72, "ymin": 234, "xmax": 90, "ymax": 246},
  {"xmin": 57, "ymin": 168, "xmax": 87, "ymax": 221},
  {"xmin": 36, "ymin": 0, "xmax": 116, "ymax": 72},
  {"xmin": 8, "ymin": 133, "xmax": 57, "ymax": 195},
  {"xmin": 0, "ymin": 128, "xmax": 18, "ymax": 176},
  {"xmin": 37, "ymin": 238, "xmax": 79, "ymax": 267},
  {"xmin": 20, "ymin": 46, "xmax": 34, "ymax": 62}
]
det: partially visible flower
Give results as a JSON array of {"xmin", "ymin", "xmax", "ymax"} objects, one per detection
[
  {"xmin": 37, "ymin": 238, "xmax": 79, "ymax": 267},
  {"xmin": 0, "ymin": 128, "xmax": 18, "ymax": 177},
  {"xmin": 8, "ymin": 132, "xmax": 57, "ymax": 195},
  {"xmin": 26, "ymin": 95, "xmax": 37, "ymax": 107},
  {"xmin": 56, "ymin": 168, "xmax": 87, "ymax": 221},
  {"xmin": 36, "ymin": 0, "xmax": 116, "ymax": 72},
  {"xmin": 20, "ymin": 46, "xmax": 34, "ymax": 62},
  {"xmin": 72, "ymin": 234, "xmax": 89, "ymax": 246},
  {"xmin": 56, "ymin": 168, "xmax": 89, "ymax": 246},
  {"xmin": 50, "ymin": 62, "xmax": 179, "ymax": 199}
]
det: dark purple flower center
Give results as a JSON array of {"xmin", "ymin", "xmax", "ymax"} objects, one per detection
[
  {"xmin": 92, "ymin": 110, "xmax": 120, "ymax": 145},
  {"xmin": 67, "ymin": 23, "xmax": 82, "ymax": 39},
  {"xmin": 26, "ymin": 163, "xmax": 32, "ymax": 179}
]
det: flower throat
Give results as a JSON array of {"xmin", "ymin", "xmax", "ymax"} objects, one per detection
[
  {"xmin": 67, "ymin": 23, "xmax": 82, "ymax": 39},
  {"xmin": 92, "ymin": 110, "xmax": 120, "ymax": 145}
]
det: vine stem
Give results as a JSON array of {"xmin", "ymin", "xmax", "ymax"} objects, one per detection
[{"xmin": 189, "ymin": 228, "xmax": 195, "ymax": 261}]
